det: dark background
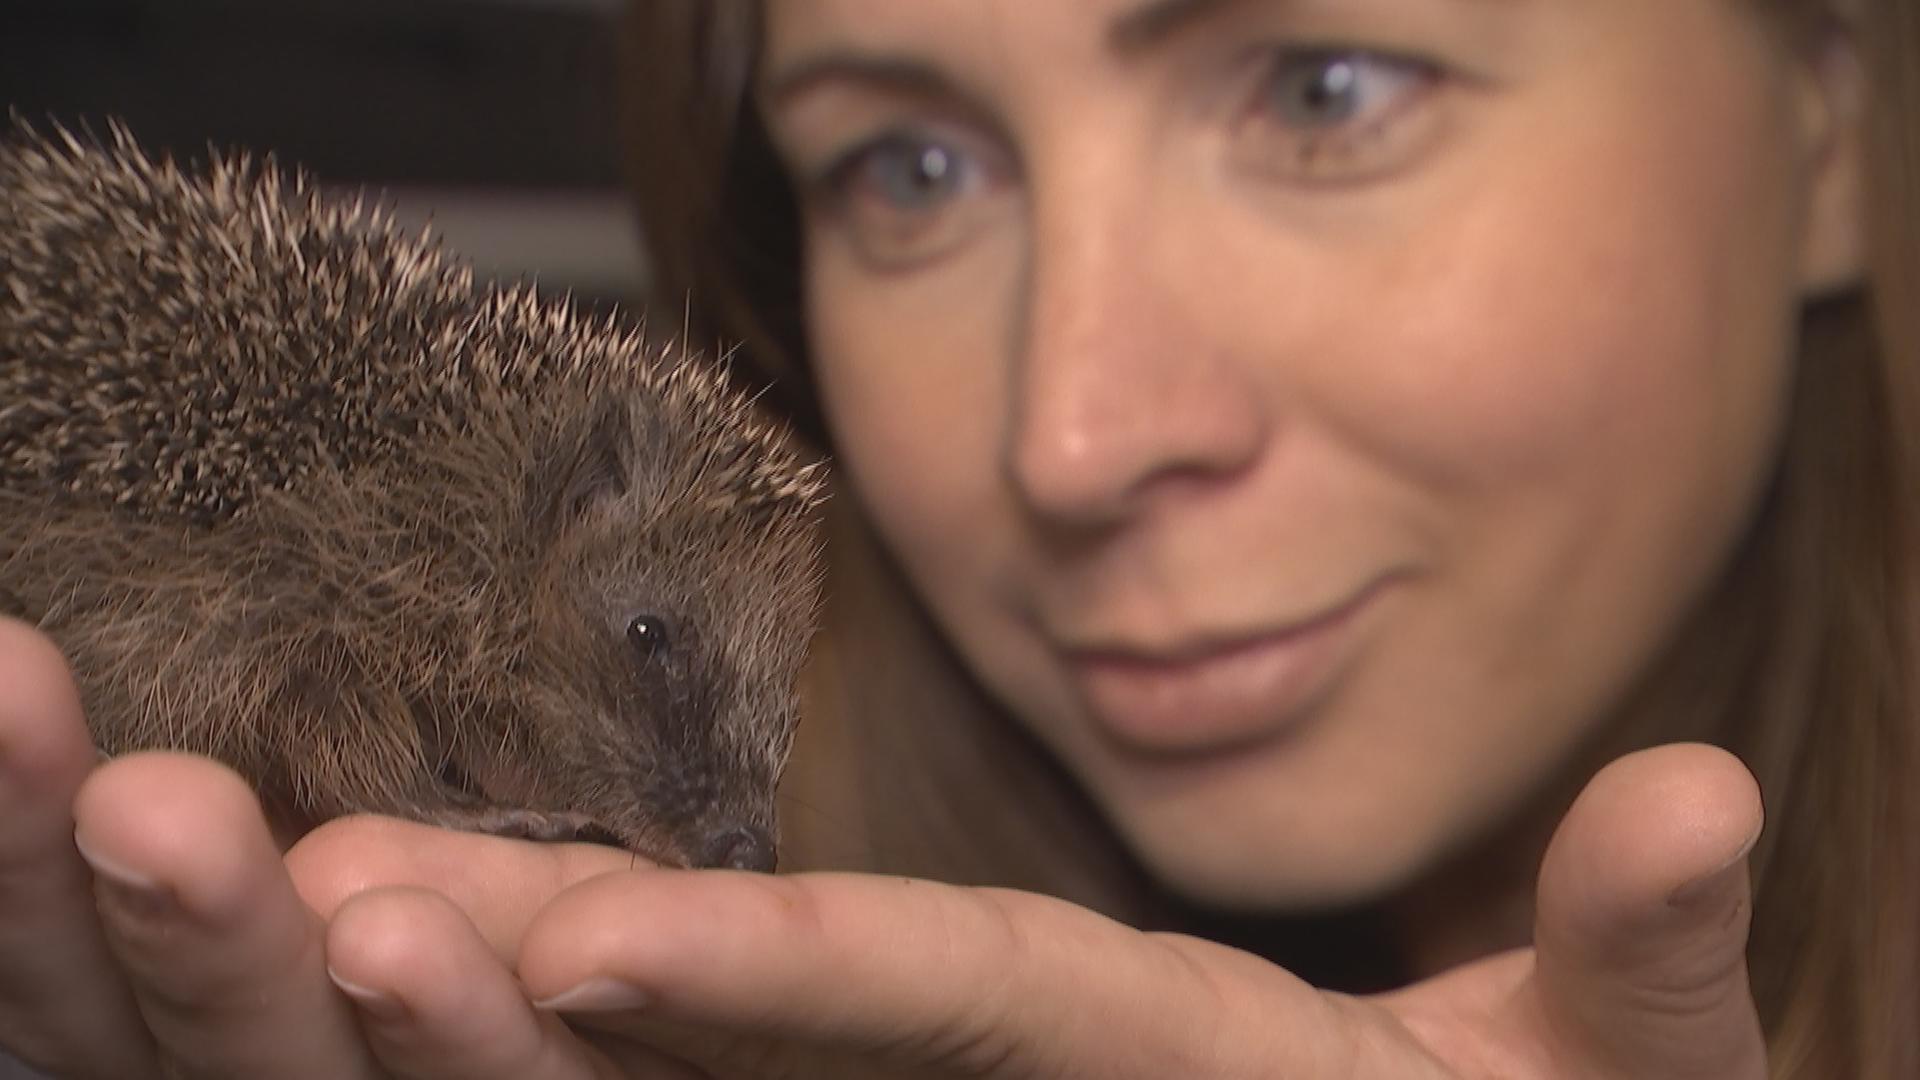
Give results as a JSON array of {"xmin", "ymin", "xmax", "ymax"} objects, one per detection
[{"xmin": 1, "ymin": 0, "xmax": 650, "ymax": 305}]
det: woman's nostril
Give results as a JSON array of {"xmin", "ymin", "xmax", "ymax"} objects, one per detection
[{"xmin": 699, "ymin": 824, "xmax": 778, "ymax": 873}]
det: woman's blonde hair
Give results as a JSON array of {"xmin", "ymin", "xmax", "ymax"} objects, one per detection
[{"xmin": 618, "ymin": 2, "xmax": 1920, "ymax": 1074}]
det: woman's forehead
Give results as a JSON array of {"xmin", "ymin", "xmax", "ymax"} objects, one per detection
[
  {"xmin": 754, "ymin": 0, "xmax": 1748, "ymax": 88},
  {"xmin": 753, "ymin": 0, "xmax": 1788, "ymax": 118},
  {"xmin": 764, "ymin": 0, "xmax": 1541, "ymax": 48}
]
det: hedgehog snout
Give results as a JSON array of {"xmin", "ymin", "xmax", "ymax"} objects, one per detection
[{"xmin": 697, "ymin": 823, "xmax": 778, "ymax": 873}]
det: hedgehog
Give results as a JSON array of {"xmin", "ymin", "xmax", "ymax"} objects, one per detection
[{"xmin": 0, "ymin": 120, "xmax": 827, "ymax": 872}]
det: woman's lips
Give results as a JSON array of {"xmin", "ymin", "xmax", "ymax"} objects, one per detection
[{"xmin": 1062, "ymin": 582, "xmax": 1384, "ymax": 755}]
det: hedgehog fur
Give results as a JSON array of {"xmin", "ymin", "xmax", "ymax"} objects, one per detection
[{"xmin": 0, "ymin": 120, "xmax": 827, "ymax": 869}]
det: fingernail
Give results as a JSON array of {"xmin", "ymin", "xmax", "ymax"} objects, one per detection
[
  {"xmin": 72, "ymin": 829, "xmax": 158, "ymax": 889},
  {"xmin": 329, "ymin": 968, "xmax": 411, "ymax": 1022},
  {"xmin": 73, "ymin": 830, "xmax": 177, "ymax": 919},
  {"xmin": 1667, "ymin": 822, "xmax": 1763, "ymax": 909},
  {"xmin": 532, "ymin": 977, "xmax": 651, "ymax": 1013}
]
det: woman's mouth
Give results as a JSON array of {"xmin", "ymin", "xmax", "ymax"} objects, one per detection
[{"xmin": 1060, "ymin": 580, "xmax": 1388, "ymax": 755}]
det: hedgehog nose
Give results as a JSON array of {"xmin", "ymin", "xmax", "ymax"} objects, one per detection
[{"xmin": 699, "ymin": 825, "xmax": 777, "ymax": 873}]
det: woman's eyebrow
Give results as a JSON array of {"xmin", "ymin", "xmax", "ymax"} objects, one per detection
[
  {"xmin": 1108, "ymin": 0, "xmax": 1250, "ymax": 56},
  {"xmin": 760, "ymin": 52, "xmax": 961, "ymax": 111},
  {"xmin": 1112, "ymin": 0, "xmax": 1519, "ymax": 55},
  {"xmin": 765, "ymin": 0, "xmax": 1524, "ymax": 110},
  {"xmin": 758, "ymin": 0, "xmax": 1250, "ymax": 109}
]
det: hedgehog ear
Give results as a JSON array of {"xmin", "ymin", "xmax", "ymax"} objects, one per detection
[{"xmin": 528, "ymin": 398, "xmax": 632, "ymax": 538}]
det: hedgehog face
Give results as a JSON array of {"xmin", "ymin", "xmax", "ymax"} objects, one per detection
[
  {"xmin": 447, "ymin": 389, "xmax": 822, "ymax": 870},
  {"xmin": 528, "ymin": 490, "xmax": 817, "ymax": 870}
]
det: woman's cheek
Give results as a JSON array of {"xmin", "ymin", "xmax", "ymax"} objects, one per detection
[{"xmin": 806, "ymin": 243, "xmax": 1021, "ymax": 574}]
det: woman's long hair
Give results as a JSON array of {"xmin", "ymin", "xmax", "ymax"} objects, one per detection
[{"xmin": 618, "ymin": 2, "xmax": 1920, "ymax": 1074}]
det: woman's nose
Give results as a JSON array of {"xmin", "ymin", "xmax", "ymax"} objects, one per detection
[{"xmin": 1005, "ymin": 193, "xmax": 1268, "ymax": 529}]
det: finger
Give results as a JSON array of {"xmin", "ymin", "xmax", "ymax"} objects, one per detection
[
  {"xmin": 517, "ymin": 871, "xmax": 1444, "ymax": 1079},
  {"xmin": 72, "ymin": 752, "xmax": 383, "ymax": 1079},
  {"xmin": 324, "ymin": 885, "xmax": 703, "ymax": 1080},
  {"xmin": 1530, "ymin": 742, "xmax": 1766, "ymax": 1079},
  {"xmin": 287, "ymin": 816, "xmax": 644, "ymax": 960},
  {"xmin": 0, "ymin": 617, "xmax": 158, "ymax": 1079}
]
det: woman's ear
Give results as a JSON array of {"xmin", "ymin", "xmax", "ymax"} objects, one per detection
[{"xmin": 1795, "ymin": 20, "xmax": 1868, "ymax": 299}]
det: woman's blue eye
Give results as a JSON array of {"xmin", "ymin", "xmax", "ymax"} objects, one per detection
[
  {"xmin": 1264, "ymin": 50, "xmax": 1432, "ymax": 132},
  {"xmin": 1238, "ymin": 47, "xmax": 1443, "ymax": 184},
  {"xmin": 826, "ymin": 133, "xmax": 973, "ymax": 214},
  {"xmin": 808, "ymin": 127, "xmax": 1005, "ymax": 268},
  {"xmin": 866, "ymin": 136, "xmax": 965, "ymax": 210},
  {"xmin": 1275, "ymin": 55, "xmax": 1365, "ymax": 125}
]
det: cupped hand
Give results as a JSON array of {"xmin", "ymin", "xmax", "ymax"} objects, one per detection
[
  {"xmin": 322, "ymin": 742, "xmax": 1765, "ymax": 1080},
  {"xmin": 1, "ymin": 612, "xmax": 1766, "ymax": 1079},
  {"xmin": 0, "ymin": 617, "xmax": 634, "ymax": 1079},
  {"xmin": 0, "ymin": 617, "xmax": 157, "ymax": 1078}
]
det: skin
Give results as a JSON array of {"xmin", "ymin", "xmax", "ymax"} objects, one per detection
[
  {"xmin": 761, "ymin": 0, "xmax": 1857, "ymax": 916},
  {"xmin": 0, "ymin": 0, "xmax": 1868, "ymax": 1076}
]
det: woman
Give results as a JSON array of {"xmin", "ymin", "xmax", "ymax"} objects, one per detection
[{"xmin": 1, "ymin": 0, "xmax": 1914, "ymax": 1076}]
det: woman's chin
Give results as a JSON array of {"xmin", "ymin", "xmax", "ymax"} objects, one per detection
[{"xmin": 1106, "ymin": 789, "xmax": 1451, "ymax": 914}]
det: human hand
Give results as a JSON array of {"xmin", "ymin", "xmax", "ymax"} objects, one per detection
[
  {"xmin": 0, "ymin": 617, "xmax": 632, "ymax": 1079},
  {"xmin": 3, "ymin": 609, "xmax": 1765, "ymax": 1079},
  {"xmin": 0, "ymin": 616, "xmax": 157, "ymax": 1078},
  {"xmin": 319, "ymin": 742, "xmax": 1764, "ymax": 1079}
]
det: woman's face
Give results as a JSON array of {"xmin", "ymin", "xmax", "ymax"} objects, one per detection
[{"xmin": 759, "ymin": 0, "xmax": 1855, "ymax": 907}]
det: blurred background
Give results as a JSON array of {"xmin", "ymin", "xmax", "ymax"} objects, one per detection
[{"xmin": 2, "ymin": 0, "xmax": 651, "ymax": 310}]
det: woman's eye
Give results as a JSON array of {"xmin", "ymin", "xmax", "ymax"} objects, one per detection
[
  {"xmin": 1239, "ymin": 48, "xmax": 1443, "ymax": 184},
  {"xmin": 848, "ymin": 134, "xmax": 967, "ymax": 212},
  {"xmin": 805, "ymin": 128, "xmax": 1007, "ymax": 269}
]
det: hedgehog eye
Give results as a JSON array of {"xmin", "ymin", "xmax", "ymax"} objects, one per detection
[{"xmin": 625, "ymin": 614, "xmax": 672, "ymax": 663}]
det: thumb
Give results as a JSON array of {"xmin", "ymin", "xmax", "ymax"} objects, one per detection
[{"xmin": 1530, "ymin": 742, "xmax": 1767, "ymax": 1079}]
